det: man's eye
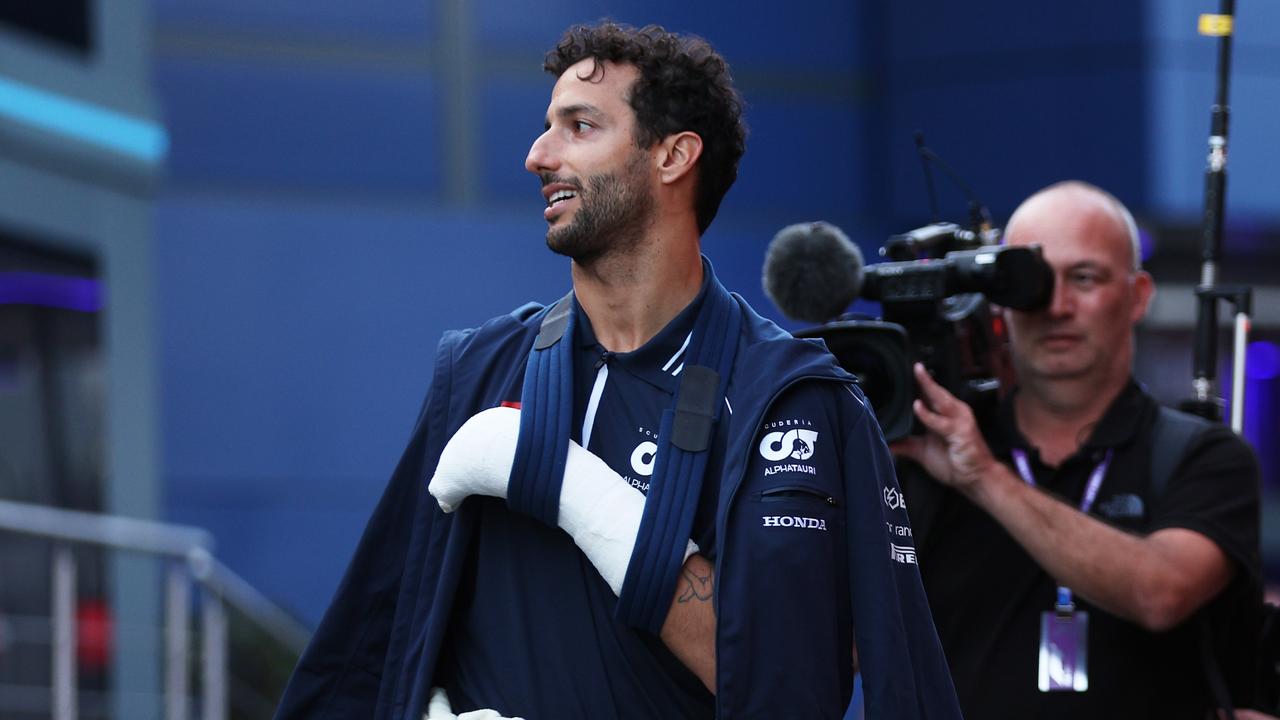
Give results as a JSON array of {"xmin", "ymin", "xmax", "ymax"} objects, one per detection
[
  {"xmin": 574, "ymin": 120, "xmax": 593, "ymax": 133},
  {"xmin": 1070, "ymin": 272, "xmax": 1100, "ymax": 287}
]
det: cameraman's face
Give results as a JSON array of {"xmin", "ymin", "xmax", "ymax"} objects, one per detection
[{"xmin": 1003, "ymin": 198, "xmax": 1152, "ymax": 386}]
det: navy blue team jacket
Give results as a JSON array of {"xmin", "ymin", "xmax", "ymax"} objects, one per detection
[{"xmin": 275, "ymin": 291, "xmax": 961, "ymax": 719}]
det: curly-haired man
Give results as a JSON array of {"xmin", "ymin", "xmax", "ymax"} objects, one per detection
[{"xmin": 276, "ymin": 22, "xmax": 959, "ymax": 720}]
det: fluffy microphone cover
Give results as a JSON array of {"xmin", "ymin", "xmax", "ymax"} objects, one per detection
[{"xmin": 762, "ymin": 221, "xmax": 864, "ymax": 323}]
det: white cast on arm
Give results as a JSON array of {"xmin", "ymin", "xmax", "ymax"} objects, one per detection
[
  {"xmin": 427, "ymin": 406, "xmax": 696, "ymax": 596},
  {"xmin": 427, "ymin": 407, "xmax": 522, "ymax": 513},
  {"xmin": 425, "ymin": 687, "xmax": 526, "ymax": 720}
]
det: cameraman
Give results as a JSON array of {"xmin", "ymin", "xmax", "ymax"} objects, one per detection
[{"xmin": 894, "ymin": 181, "xmax": 1261, "ymax": 718}]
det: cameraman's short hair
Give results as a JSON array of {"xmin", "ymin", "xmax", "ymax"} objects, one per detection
[{"xmin": 1014, "ymin": 180, "xmax": 1143, "ymax": 271}]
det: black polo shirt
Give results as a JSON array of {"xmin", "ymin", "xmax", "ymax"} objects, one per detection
[{"xmin": 907, "ymin": 380, "xmax": 1260, "ymax": 719}]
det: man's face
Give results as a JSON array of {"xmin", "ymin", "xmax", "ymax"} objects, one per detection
[
  {"xmin": 1002, "ymin": 193, "xmax": 1153, "ymax": 386},
  {"xmin": 525, "ymin": 59, "xmax": 655, "ymax": 262}
]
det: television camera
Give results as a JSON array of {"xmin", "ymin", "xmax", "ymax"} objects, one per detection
[{"xmin": 762, "ymin": 219, "xmax": 1054, "ymax": 441}]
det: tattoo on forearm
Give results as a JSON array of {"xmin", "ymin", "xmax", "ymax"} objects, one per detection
[{"xmin": 677, "ymin": 567, "xmax": 713, "ymax": 604}]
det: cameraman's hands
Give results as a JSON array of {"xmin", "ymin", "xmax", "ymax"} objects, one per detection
[{"xmin": 891, "ymin": 363, "xmax": 1000, "ymax": 495}]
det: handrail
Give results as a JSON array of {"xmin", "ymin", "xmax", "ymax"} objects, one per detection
[
  {"xmin": 0, "ymin": 497, "xmax": 309, "ymax": 652},
  {"xmin": 0, "ymin": 497, "xmax": 212, "ymax": 557}
]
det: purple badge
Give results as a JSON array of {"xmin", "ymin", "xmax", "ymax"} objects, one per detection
[{"xmin": 1039, "ymin": 610, "xmax": 1089, "ymax": 692}]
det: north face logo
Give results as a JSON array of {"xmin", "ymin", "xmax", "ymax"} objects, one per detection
[
  {"xmin": 759, "ymin": 429, "xmax": 819, "ymax": 462},
  {"xmin": 1097, "ymin": 493, "xmax": 1145, "ymax": 519}
]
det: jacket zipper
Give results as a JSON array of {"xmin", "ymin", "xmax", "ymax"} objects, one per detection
[{"xmin": 759, "ymin": 485, "xmax": 838, "ymax": 506}]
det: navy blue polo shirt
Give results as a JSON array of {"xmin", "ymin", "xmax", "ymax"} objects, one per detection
[{"xmin": 436, "ymin": 277, "xmax": 850, "ymax": 719}]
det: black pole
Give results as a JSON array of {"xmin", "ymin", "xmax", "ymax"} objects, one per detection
[{"xmin": 1186, "ymin": 0, "xmax": 1236, "ymax": 421}]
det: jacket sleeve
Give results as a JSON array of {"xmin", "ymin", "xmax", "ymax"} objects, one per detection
[
  {"xmin": 274, "ymin": 348, "xmax": 452, "ymax": 719},
  {"xmin": 843, "ymin": 385, "xmax": 963, "ymax": 719},
  {"xmin": 714, "ymin": 381, "xmax": 855, "ymax": 718}
]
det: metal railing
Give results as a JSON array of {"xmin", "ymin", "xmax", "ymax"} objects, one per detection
[{"xmin": 0, "ymin": 498, "xmax": 310, "ymax": 720}]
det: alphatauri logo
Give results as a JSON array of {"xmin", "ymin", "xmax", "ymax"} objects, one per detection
[
  {"xmin": 630, "ymin": 441, "xmax": 657, "ymax": 477},
  {"xmin": 759, "ymin": 429, "xmax": 818, "ymax": 462}
]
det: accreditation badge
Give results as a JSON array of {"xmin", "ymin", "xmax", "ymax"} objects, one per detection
[{"xmin": 1038, "ymin": 610, "xmax": 1089, "ymax": 692}]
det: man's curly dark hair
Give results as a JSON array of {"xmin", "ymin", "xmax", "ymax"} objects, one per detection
[{"xmin": 544, "ymin": 22, "xmax": 746, "ymax": 235}]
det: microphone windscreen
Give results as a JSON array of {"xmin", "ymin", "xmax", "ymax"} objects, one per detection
[{"xmin": 762, "ymin": 221, "xmax": 864, "ymax": 323}]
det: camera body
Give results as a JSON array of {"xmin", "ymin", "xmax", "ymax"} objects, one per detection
[{"xmin": 796, "ymin": 223, "xmax": 1052, "ymax": 441}]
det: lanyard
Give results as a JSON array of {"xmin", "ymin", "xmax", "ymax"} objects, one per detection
[{"xmin": 1010, "ymin": 447, "xmax": 1114, "ymax": 611}]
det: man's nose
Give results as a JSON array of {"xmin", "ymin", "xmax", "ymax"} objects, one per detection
[
  {"xmin": 1047, "ymin": 275, "xmax": 1074, "ymax": 317},
  {"xmin": 525, "ymin": 130, "xmax": 558, "ymax": 175}
]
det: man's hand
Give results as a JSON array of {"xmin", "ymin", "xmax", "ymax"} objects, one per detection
[
  {"xmin": 891, "ymin": 363, "xmax": 1000, "ymax": 495},
  {"xmin": 893, "ymin": 366, "xmax": 1237, "ymax": 632},
  {"xmin": 428, "ymin": 406, "xmax": 521, "ymax": 512}
]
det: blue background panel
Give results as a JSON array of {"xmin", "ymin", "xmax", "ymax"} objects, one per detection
[
  {"xmin": 155, "ymin": 60, "xmax": 442, "ymax": 192},
  {"xmin": 721, "ymin": 96, "xmax": 868, "ymax": 225},
  {"xmin": 479, "ymin": 76, "xmax": 558, "ymax": 201},
  {"xmin": 883, "ymin": 2, "xmax": 1145, "ymax": 61},
  {"xmin": 885, "ymin": 67, "xmax": 1147, "ymax": 223},
  {"xmin": 473, "ymin": 0, "xmax": 859, "ymax": 69},
  {"xmin": 152, "ymin": 0, "xmax": 432, "ymax": 40},
  {"xmin": 881, "ymin": 0, "xmax": 1147, "ymax": 222},
  {"xmin": 156, "ymin": 199, "xmax": 560, "ymax": 481}
]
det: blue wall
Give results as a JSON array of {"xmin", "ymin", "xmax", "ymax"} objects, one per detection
[{"xmin": 150, "ymin": 0, "xmax": 1280, "ymax": 625}]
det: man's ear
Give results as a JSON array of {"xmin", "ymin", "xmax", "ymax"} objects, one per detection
[
  {"xmin": 656, "ymin": 131, "xmax": 703, "ymax": 185},
  {"xmin": 1131, "ymin": 270, "xmax": 1155, "ymax": 324}
]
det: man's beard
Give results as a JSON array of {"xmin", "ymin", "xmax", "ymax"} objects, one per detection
[{"xmin": 544, "ymin": 152, "xmax": 654, "ymax": 263}]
